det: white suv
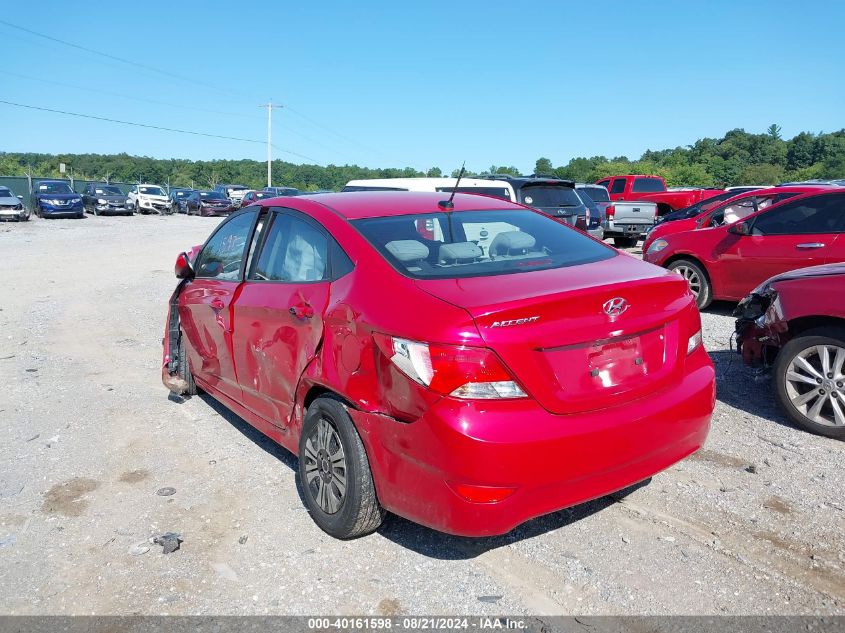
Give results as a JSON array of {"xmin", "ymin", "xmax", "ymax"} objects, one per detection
[{"xmin": 127, "ymin": 184, "xmax": 170, "ymax": 214}]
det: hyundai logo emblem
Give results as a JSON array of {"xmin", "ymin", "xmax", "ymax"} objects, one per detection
[{"xmin": 603, "ymin": 297, "xmax": 629, "ymax": 317}]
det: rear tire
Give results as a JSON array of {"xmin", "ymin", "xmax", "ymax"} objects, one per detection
[
  {"xmin": 298, "ymin": 397, "xmax": 385, "ymax": 539},
  {"xmin": 177, "ymin": 334, "xmax": 198, "ymax": 396},
  {"xmin": 613, "ymin": 236, "xmax": 639, "ymax": 248},
  {"xmin": 667, "ymin": 258, "xmax": 712, "ymax": 309},
  {"xmin": 773, "ymin": 328, "xmax": 845, "ymax": 439}
]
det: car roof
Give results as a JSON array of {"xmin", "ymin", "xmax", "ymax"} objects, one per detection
[
  {"xmin": 343, "ymin": 177, "xmax": 514, "ymax": 190},
  {"xmin": 261, "ymin": 190, "xmax": 523, "ymax": 221}
]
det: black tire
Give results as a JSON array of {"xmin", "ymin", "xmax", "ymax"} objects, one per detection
[
  {"xmin": 667, "ymin": 258, "xmax": 712, "ymax": 309},
  {"xmin": 773, "ymin": 327, "xmax": 845, "ymax": 439},
  {"xmin": 298, "ymin": 397, "xmax": 385, "ymax": 539},
  {"xmin": 613, "ymin": 236, "xmax": 639, "ymax": 248},
  {"xmin": 177, "ymin": 334, "xmax": 198, "ymax": 396}
]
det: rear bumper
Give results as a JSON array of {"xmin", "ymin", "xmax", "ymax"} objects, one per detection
[
  {"xmin": 604, "ymin": 221, "xmax": 652, "ymax": 237},
  {"xmin": 351, "ymin": 347, "xmax": 715, "ymax": 536},
  {"xmin": 587, "ymin": 226, "xmax": 604, "ymax": 240}
]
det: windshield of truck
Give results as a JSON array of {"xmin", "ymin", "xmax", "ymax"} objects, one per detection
[
  {"xmin": 631, "ymin": 177, "xmax": 665, "ymax": 193},
  {"xmin": 354, "ymin": 209, "xmax": 614, "ymax": 280},
  {"xmin": 519, "ymin": 186, "xmax": 582, "ymax": 208},
  {"xmin": 38, "ymin": 182, "xmax": 73, "ymax": 194}
]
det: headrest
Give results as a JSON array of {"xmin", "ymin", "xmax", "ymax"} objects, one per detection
[
  {"xmin": 385, "ymin": 240, "xmax": 429, "ymax": 262},
  {"xmin": 490, "ymin": 231, "xmax": 536, "ymax": 252},
  {"xmin": 439, "ymin": 242, "xmax": 482, "ymax": 262}
]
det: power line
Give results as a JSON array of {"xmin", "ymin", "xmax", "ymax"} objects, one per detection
[
  {"xmin": 0, "ymin": 19, "xmax": 218, "ymax": 92},
  {"xmin": 0, "ymin": 70, "xmax": 262, "ymax": 121},
  {"xmin": 0, "ymin": 99, "xmax": 322, "ymax": 163}
]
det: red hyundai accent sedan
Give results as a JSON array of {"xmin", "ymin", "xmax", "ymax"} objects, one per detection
[
  {"xmin": 161, "ymin": 192, "xmax": 714, "ymax": 538},
  {"xmin": 645, "ymin": 190, "xmax": 845, "ymax": 309}
]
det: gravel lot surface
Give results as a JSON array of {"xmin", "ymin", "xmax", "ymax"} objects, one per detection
[{"xmin": 0, "ymin": 214, "xmax": 843, "ymax": 616}]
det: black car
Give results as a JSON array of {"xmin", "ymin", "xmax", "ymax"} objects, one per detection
[
  {"xmin": 82, "ymin": 183, "xmax": 131, "ymax": 216},
  {"xmin": 481, "ymin": 175, "xmax": 589, "ymax": 230},
  {"xmin": 168, "ymin": 188, "xmax": 195, "ymax": 214}
]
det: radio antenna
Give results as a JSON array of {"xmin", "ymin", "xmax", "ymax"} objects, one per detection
[{"xmin": 439, "ymin": 162, "xmax": 465, "ymax": 210}]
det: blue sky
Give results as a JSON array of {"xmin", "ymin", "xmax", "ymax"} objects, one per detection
[{"xmin": 2, "ymin": 0, "xmax": 844, "ymax": 174}]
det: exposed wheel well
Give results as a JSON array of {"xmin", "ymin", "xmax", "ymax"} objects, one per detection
[
  {"xmin": 302, "ymin": 385, "xmax": 356, "ymax": 413},
  {"xmin": 787, "ymin": 316, "xmax": 845, "ymax": 339}
]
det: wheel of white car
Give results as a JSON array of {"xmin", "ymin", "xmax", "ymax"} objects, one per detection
[{"xmin": 774, "ymin": 327, "xmax": 845, "ymax": 439}]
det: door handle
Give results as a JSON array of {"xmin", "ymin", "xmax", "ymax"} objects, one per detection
[
  {"xmin": 289, "ymin": 304, "xmax": 314, "ymax": 319},
  {"xmin": 210, "ymin": 298, "xmax": 225, "ymax": 310},
  {"xmin": 796, "ymin": 243, "xmax": 825, "ymax": 249}
]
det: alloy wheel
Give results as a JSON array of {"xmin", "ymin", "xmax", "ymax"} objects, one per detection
[
  {"xmin": 784, "ymin": 344, "xmax": 845, "ymax": 427},
  {"xmin": 302, "ymin": 417, "xmax": 347, "ymax": 514},
  {"xmin": 673, "ymin": 264, "xmax": 702, "ymax": 297}
]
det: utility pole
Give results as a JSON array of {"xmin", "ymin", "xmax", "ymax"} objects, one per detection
[{"xmin": 259, "ymin": 101, "xmax": 283, "ymax": 188}]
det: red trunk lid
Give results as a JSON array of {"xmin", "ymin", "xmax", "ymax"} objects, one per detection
[{"xmin": 415, "ymin": 255, "xmax": 699, "ymax": 414}]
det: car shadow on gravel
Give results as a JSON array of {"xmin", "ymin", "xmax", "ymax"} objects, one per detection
[
  {"xmin": 376, "ymin": 480, "xmax": 650, "ymax": 560},
  {"xmin": 709, "ymin": 349, "xmax": 794, "ymax": 430},
  {"xmin": 186, "ymin": 392, "xmax": 651, "ymax": 557}
]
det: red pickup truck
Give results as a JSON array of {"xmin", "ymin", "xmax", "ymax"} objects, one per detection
[{"xmin": 596, "ymin": 175, "xmax": 724, "ymax": 217}]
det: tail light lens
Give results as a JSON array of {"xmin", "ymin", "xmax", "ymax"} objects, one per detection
[
  {"xmin": 374, "ymin": 334, "xmax": 527, "ymax": 399},
  {"xmin": 606, "ymin": 204, "xmax": 615, "ymax": 218},
  {"xmin": 687, "ymin": 329, "xmax": 703, "ymax": 354}
]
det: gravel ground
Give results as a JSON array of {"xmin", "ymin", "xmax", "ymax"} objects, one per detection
[{"xmin": 0, "ymin": 214, "xmax": 843, "ymax": 616}]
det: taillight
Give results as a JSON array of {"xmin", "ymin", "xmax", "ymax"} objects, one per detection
[
  {"xmin": 373, "ymin": 334, "xmax": 527, "ymax": 399},
  {"xmin": 606, "ymin": 204, "xmax": 615, "ymax": 218}
]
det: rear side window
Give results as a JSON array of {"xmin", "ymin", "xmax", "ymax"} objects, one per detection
[
  {"xmin": 631, "ymin": 177, "xmax": 664, "ymax": 193},
  {"xmin": 610, "ymin": 179, "xmax": 626, "ymax": 194},
  {"xmin": 353, "ymin": 209, "xmax": 614, "ymax": 280},
  {"xmin": 579, "ymin": 186, "xmax": 609, "ymax": 203},
  {"xmin": 194, "ymin": 210, "xmax": 258, "ymax": 280},
  {"xmin": 752, "ymin": 194, "xmax": 845, "ymax": 235},
  {"xmin": 251, "ymin": 214, "xmax": 329, "ymax": 282}
]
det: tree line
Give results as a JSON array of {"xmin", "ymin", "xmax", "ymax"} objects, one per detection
[{"xmin": 2, "ymin": 125, "xmax": 843, "ymax": 191}]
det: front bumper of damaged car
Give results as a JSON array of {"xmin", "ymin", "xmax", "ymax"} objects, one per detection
[{"xmin": 733, "ymin": 288, "xmax": 787, "ymax": 368}]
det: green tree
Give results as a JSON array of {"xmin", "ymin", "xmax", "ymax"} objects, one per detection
[
  {"xmin": 534, "ymin": 157, "xmax": 554, "ymax": 175},
  {"xmin": 426, "ymin": 167, "xmax": 442, "ymax": 177},
  {"xmin": 767, "ymin": 124, "xmax": 782, "ymax": 140}
]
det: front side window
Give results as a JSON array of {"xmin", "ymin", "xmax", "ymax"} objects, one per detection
[
  {"xmin": 194, "ymin": 211, "xmax": 258, "ymax": 280},
  {"xmin": 596, "ymin": 179, "xmax": 611, "ymax": 190},
  {"xmin": 251, "ymin": 214, "xmax": 328, "ymax": 282},
  {"xmin": 631, "ymin": 177, "xmax": 664, "ymax": 193},
  {"xmin": 610, "ymin": 178, "xmax": 626, "ymax": 194},
  {"xmin": 751, "ymin": 194, "xmax": 845, "ymax": 236},
  {"xmin": 353, "ymin": 209, "xmax": 614, "ymax": 280}
]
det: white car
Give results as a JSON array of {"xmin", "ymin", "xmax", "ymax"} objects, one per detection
[{"xmin": 127, "ymin": 184, "xmax": 170, "ymax": 214}]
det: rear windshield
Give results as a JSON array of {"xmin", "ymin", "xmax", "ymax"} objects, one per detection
[
  {"xmin": 631, "ymin": 177, "xmax": 665, "ymax": 193},
  {"xmin": 518, "ymin": 186, "xmax": 582, "ymax": 208},
  {"xmin": 435, "ymin": 186, "xmax": 511, "ymax": 200},
  {"xmin": 353, "ymin": 209, "xmax": 614, "ymax": 280},
  {"xmin": 578, "ymin": 186, "xmax": 610, "ymax": 202}
]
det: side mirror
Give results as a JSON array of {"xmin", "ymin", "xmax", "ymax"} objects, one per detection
[
  {"xmin": 16, "ymin": 195, "xmax": 23, "ymax": 200},
  {"xmin": 175, "ymin": 252, "xmax": 195, "ymax": 279},
  {"xmin": 728, "ymin": 221, "xmax": 750, "ymax": 236}
]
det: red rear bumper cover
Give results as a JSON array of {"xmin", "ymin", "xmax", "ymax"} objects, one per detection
[{"xmin": 351, "ymin": 348, "xmax": 714, "ymax": 536}]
